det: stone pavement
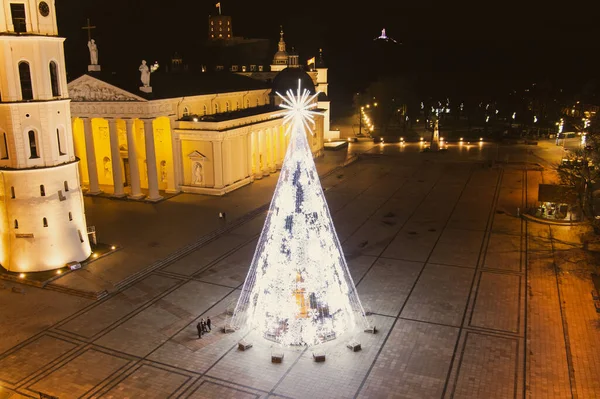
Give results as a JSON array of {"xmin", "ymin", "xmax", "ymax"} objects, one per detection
[{"xmin": 1, "ymin": 141, "xmax": 600, "ymax": 398}]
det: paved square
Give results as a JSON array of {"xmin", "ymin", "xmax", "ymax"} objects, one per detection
[{"xmin": 1, "ymin": 142, "xmax": 599, "ymax": 398}]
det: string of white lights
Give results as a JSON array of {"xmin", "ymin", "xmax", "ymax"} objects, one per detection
[{"xmin": 231, "ymin": 80, "xmax": 368, "ymax": 346}]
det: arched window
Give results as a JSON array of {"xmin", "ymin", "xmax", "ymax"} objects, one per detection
[
  {"xmin": 57, "ymin": 128, "xmax": 66, "ymax": 155},
  {"xmin": 40, "ymin": 185, "xmax": 45, "ymax": 196},
  {"xmin": 19, "ymin": 62, "xmax": 33, "ymax": 100},
  {"xmin": 10, "ymin": 186, "xmax": 15, "ymax": 199},
  {"xmin": 214, "ymin": 104, "xmax": 219, "ymax": 114},
  {"xmin": 49, "ymin": 62, "xmax": 60, "ymax": 97},
  {"xmin": 28, "ymin": 130, "xmax": 39, "ymax": 158},
  {"xmin": 68, "ymin": 212, "xmax": 72, "ymax": 221},
  {"xmin": 226, "ymin": 102, "xmax": 230, "ymax": 112},
  {"xmin": 183, "ymin": 107, "xmax": 189, "ymax": 117},
  {"xmin": 203, "ymin": 105, "xmax": 207, "ymax": 115},
  {"xmin": 0, "ymin": 133, "xmax": 8, "ymax": 159},
  {"xmin": 256, "ymin": 99, "xmax": 259, "ymax": 107},
  {"xmin": 43, "ymin": 217, "xmax": 48, "ymax": 227},
  {"xmin": 246, "ymin": 99, "xmax": 250, "ymax": 109},
  {"xmin": 78, "ymin": 229, "xmax": 84, "ymax": 243},
  {"xmin": 64, "ymin": 181, "xmax": 69, "ymax": 192},
  {"xmin": 14, "ymin": 220, "xmax": 18, "ymax": 229},
  {"xmin": 235, "ymin": 101, "xmax": 239, "ymax": 110}
]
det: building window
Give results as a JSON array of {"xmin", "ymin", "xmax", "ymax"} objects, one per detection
[
  {"xmin": 236, "ymin": 101, "xmax": 239, "ymax": 110},
  {"xmin": 49, "ymin": 62, "xmax": 60, "ymax": 97},
  {"xmin": 246, "ymin": 99, "xmax": 250, "ymax": 108},
  {"xmin": 256, "ymin": 99, "xmax": 260, "ymax": 107},
  {"xmin": 1, "ymin": 133, "xmax": 8, "ymax": 159},
  {"xmin": 226, "ymin": 102, "xmax": 230, "ymax": 112},
  {"xmin": 43, "ymin": 217, "xmax": 48, "ymax": 227},
  {"xmin": 14, "ymin": 220, "xmax": 18, "ymax": 229},
  {"xmin": 40, "ymin": 185, "xmax": 45, "ymax": 196},
  {"xmin": 64, "ymin": 181, "xmax": 69, "ymax": 192},
  {"xmin": 57, "ymin": 128, "xmax": 66, "ymax": 155},
  {"xmin": 28, "ymin": 130, "xmax": 39, "ymax": 158},
  {"xmin": 19, "ymin": 62, "xmax": 33, "ymax": 100},
  {"xmin": 10, "ymin": 186, "xmax": 15, "ymax": 199},
  {"xmin": 214, "ymin": 104, "xmax": 219, "ymax": 114},
  {"xmin": 69, "ymin": 212, "xmax": 72, "ymax": 221},
  {"xmin": 203, "ymin": 105, "xmax": 207, "ymax": 115},
  {"xmin": 183, "ymin": 107, "xmax": 189, "ymax": 117},
  {"xmin": 78, "ymin": 229, "xmax": 84, "ymax": 242},
  {"xmin": 10, "ymin": 3, "xmax": 26, "ymax": 33}
]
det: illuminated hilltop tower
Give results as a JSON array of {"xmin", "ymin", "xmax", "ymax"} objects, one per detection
[
  {"xmin": 0, "ymin": 0, "xmax": 92, "ymax": 271},
  {"xmin": 231, "ymin": 82, "xmax": 368, "ymax": 346}
]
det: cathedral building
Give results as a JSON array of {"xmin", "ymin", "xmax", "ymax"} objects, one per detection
[
  {"xmin": 0, "ymin": 0, "xmax": 91, "ymax": 272},
  {"xmin": 67, "ymin": 17, "xmax": 333, "ymax": 200}
]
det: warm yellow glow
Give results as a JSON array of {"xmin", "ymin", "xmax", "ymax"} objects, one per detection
[
  {"xmin": 56, "ymin": 270, "xmax": 62, "ymax": 275},
  {"xmin": 19, "ymin": 273, "xmax": 25, "ymax": 278},
  {"xmin": 400, "ymin": 137, "xmax": 404, "ymax": 141},
  {"xmin": 111, "ymin": 245, "xmax": 116, "ymax": 250},
  {"xmin": 460, "ymin": 137, "xmax": 463, "ymax": 141},
  {"xmin": 93, "ymin": 253, "xmax": 98, "ymax": 258},
  {"xmin": 479, "ymin": 137, "xmax": 483, "ymax": 141},
  {"xmin": 366, "ymin": 104, "xmax": 370, "ymax": 108},
  {"xmin": 374, "ymin": 102, "xmax": 378, "ymax": 107},
  {"xmin": 420, "ymin": 137, "xmax": 424, "ymax": 141}
]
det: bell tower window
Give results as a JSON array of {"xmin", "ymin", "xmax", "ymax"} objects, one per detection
[
  {"xmin": 57, "ymin": 128, "xmax": 66, "ymax": 155},
  {"xmin": 28, "ymin": 130, "xmax": 39, "ymax": 159},
  {"xmin": 10, "ymin": 3, "xmax": 26, "ymax": 33},
  {"xmin": 19, "ymin": 62, "xmax": 33, "ymax": 101},
  {"xmin": 1, "ymin": 133, "xmax": 8, "ymax": 160},
  {"xmin": 49, "ymin": 62, "xmax": 60, "ymax": 97}
]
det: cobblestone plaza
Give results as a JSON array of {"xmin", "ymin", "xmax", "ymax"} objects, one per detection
[{"xmin": 1, "ymin": 142, "xmax": 599, "ymax": 398}]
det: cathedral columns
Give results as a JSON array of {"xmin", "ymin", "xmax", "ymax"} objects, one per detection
[
  {"xmin": 260, "ymin": 130, "xmax": 269, "ymax": 176},
  {"xmin": 274, "ymin": 126, "xmax": 281, "ymax": 169},
  {"xmin": 268, "ymin": 128, "xmax": 276, "ymax": 173},
  {"xmin": 107, "ymin": 118, "xmax": 125, "ymax": 197},
  {"xmin": 143, "ymin": 119, "xmax": 163, "ymax": 202},
  {"xmin": 125, "ymin": 119, "xmax": 144, "ymax": 199},
  {"xmin": 213, "ymin": 140, "xmax": 224, "ymax": 188},
  {"xmin": 82, "ymin": 117, "xmax": 101, "ymax": 195},
  {"xmin": 252, "ymin": 131, "xmax": 260, "ymax": 179},
  {"xmin": 246, "ymin": 132, "xmax": 253, "ymax": 179},
  {"xmin": 164, "ymin": 118, "xmax": 178, "ymax": 194}
]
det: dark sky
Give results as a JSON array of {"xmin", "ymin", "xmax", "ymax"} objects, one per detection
[{"xmin": 56, "ymin": 0, "xmax": 600, "ymax": 105}]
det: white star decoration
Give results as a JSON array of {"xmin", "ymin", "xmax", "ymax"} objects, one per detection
[{"xmin": 276, "ymin": 79, "xmax": 323, "ymax": 136}]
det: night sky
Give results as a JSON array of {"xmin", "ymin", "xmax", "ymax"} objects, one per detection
[{"xmin": 56, "ymin": 0, "xmax": 600, "ymax": 107}]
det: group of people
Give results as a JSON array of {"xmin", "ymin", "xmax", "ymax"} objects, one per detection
[{"xmin": 196, "ymin": 317, "xmax": 212, "ymax": 338}]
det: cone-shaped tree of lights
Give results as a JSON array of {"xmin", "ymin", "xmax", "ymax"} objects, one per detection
[{"xmin": 230, "ymin": 81, "xmax": 368, "ymax": 346}]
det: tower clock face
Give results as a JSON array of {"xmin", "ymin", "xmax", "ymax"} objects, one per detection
[{"xmin": 38, "ymin": 1, "xmax": 50, "ymax": 17}]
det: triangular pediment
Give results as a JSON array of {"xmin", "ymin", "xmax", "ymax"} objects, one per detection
[
  {"xmin": 188, "ymin": 150, "xmax": 207, "ymax": 160},
  {"xmin": 68, "ymin": 75, "xmax": 146, "ymax": 102}
]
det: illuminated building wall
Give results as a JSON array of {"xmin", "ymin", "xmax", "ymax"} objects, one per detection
[{"xmin": 0, "ymin": 0, "xmax": 91, "ymax": 271}]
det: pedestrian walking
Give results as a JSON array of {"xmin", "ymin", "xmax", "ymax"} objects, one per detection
[
  {"xmin": 196, "ymin": 322, "xmax": 202, "ymax": 339},
  {"xmin": 207, "ymin": 317, "xmax": 212, "ymax": 331}
]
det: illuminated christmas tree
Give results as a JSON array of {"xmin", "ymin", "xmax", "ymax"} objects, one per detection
[{"xmin": 231, "ymin": 81, "xmax": 368, "ymax": 346}]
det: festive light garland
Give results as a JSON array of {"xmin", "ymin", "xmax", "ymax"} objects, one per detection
[{"xmin": 231, "ymin": 80, "xmax": 368, "ymax": 346}]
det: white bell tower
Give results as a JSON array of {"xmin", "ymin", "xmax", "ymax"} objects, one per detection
[{"xmin": 0, "ymin": 0, "xmax": 92, "ymax": 272}]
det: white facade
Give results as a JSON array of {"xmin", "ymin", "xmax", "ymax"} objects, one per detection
[{"xmin": 0, "ymin": 0, "xmax": 91, "ymax": 271}]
